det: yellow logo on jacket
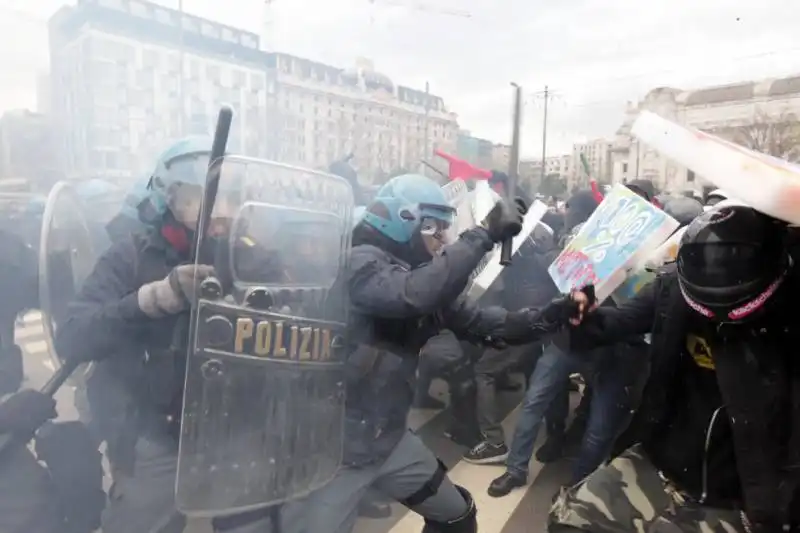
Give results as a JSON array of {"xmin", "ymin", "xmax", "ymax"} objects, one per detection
[{"xmin": 686, "ymin": 334, "xmax": 714, "ymax": 370}]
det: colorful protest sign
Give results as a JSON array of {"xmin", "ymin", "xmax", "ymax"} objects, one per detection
[
  {"xmin": 611, "ymin": 225, "xmax": 687, "ymax": 303},
  {"xmin": 631, "ymin": 111, "xmax": 800, "ymax": 225},
  {"xmin": 548, "ymin": 183, "xmax": 678, "ymax": 303}
]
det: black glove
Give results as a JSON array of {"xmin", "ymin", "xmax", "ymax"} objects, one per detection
[
  {"xmin": 481, "ymin": 197, "xmax": 528, "ymax": 243},
  {"xmin": 0, "ymin": 389, "xmax": 57, "ymax": 437},
  {"xmin": 542, "ymin": 286, "xmax": 596, "ymax": 323}
]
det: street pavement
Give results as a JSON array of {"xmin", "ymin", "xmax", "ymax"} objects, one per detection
[{"xmin": 17, "ymin": 312, "xmax": 567, "ymax": 533}]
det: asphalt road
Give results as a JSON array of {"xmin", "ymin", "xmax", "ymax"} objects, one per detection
[{"xmin": 17, "ymin": 312, "xmax": 567, "ymax": 533}]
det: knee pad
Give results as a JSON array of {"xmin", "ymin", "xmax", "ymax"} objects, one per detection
[
  {"xmin": 421, "ymin": 485, "xmax": 476, "ymax": 533},
  {"xmin": 401, "ymin": 459, "xmax": 447, "ymax": 509}
]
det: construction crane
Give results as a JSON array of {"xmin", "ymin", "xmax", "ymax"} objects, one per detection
[{"xmin": 367, "ymin": 0, "xmax": 471, "ymax": 19}]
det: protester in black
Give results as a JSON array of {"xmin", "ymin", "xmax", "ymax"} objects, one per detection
[{"xmin": 550, "ymin": 205, "xmax": 800, "ymax": 533}]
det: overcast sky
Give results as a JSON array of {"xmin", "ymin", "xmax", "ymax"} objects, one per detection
[{"xmin": 3, "ymin": 0, "xmax": 800, "ymax": 157}]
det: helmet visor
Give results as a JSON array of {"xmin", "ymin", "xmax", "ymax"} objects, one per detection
[
  {"xmin": 678, "ymin": 243, "xmax": 761, "ymax": 288},
  {"xmin": 164, "ymin": 153, "xmax": 211, "ymax": 186}
]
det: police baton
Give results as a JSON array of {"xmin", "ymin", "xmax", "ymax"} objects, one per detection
[
  {"xmin": 169, "ymin": 105, "xmax": 234, "ymax": 354},
  {"xmin": 0, "ymin": 358, "xmax": 80, "ymax": 461},
  {"xmin": 501, "ymin": 83, "xmax": 523, "ymax": 266}
]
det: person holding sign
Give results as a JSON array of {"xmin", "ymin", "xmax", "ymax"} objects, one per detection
[{"xmin": 550, "ymin": 204, "xmax": 800, "ymax": 533}]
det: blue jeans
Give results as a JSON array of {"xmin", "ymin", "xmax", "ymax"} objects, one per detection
[{"xmin": 506, "ymin": 342, "xmax": 642, "ymax": 483}]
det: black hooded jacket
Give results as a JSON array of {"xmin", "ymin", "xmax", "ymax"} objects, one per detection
[{"xmin": 571, "ymin": 265, "xmax": 800, "ymax": 528}]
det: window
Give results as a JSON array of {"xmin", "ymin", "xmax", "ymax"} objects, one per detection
[
  {"xmin": 98, "ymin": 0, "xmax": 123, "ymax": 8},
  {"xmin": 687, "ymin": 170, "xmax": 695, "ymax": 182},
  {"xmin": 241, "ymin": 35, "xmax": 257, "ymax": 48},
  {"xmin": 154, "ymin": 8, "xmax": 173, "ymax": 25},
  {"xmin": 130, "ymin": 1, "xmax": 149, "ymax": 17},
  {"xmin": 222, "ymin": 28, "xmax": 237, "ymax": 43},
  {"xmin": 232, "ymin": 70, "xmax": 246, "ymax": 87},
  {"xmin": 250, "ymin": 74, "xmax": 264, "ymax": 90},
  {"xmin": 183, "ymin": 17, "xmax": 200, "ymax": 33},
  {"xmin": 143, "ymin": 50, "xmax": 159, "ymax": 68},
  {"xmin": 201, "ymin": 22, "xmax": 219, "ymax": 38}
]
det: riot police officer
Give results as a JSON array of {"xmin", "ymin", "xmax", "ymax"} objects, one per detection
[
  {"xmin": 301, "ymin": 173, "xmax": 588, "ymax": 533},
  {"xmin": 54, "ymin": 135, "xmax": 280, "ymax": 533}
]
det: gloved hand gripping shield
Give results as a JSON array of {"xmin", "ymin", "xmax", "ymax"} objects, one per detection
[
  {"xmin": 38, "ymin": 181, "xmax": 98, "ymax": 381},
  {"xmin": 176, "ymin": 155, "xmax": 354, "ymax": 517}
]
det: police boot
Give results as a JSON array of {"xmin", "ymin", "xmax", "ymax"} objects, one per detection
[{"xmin": 421, "ymin": 485, "xmax": 476, "ymax": 533}]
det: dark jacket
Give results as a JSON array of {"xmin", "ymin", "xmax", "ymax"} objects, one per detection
[
  {"xmin": 343, "ymin": 226, "xmax": 569, "ymax": 464},
  {"xmin": 571, "ymin": 265, "xmax": 800, "ymax": 527},
  {"xmin": 55, "ymin": 228, "xmax": 186, "ymax": 458}
]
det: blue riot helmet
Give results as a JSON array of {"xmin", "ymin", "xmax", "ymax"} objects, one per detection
[
  {"xmin": 361, "ymin": 173, "xmax": 456, "ymax": 265},
  {"xmin": 148, "ymin": 135, "xmax": 240, "ymax": 236},
  {"xmin": 148, "ymin": 135, "xmax": 213, "ymax": 221},
  {"xmin": 74, "ymin": 178, "xmax": 125, "ymax": 230}
]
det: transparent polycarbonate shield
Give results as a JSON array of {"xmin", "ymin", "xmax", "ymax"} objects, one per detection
[
  {"xmin": 445, "ymin": 181, "xmax": 500, "ymax": 286},
  {"xmin": 176, "ymin": 156, "xmax": 354, "ymax": 517},
  {"xmin": 38, "ymin": 181, "xmax": 98, "ymax": 378},
  {"xmin": 73, "ymin": 178, "xmax": 127, "ymax": 254}
]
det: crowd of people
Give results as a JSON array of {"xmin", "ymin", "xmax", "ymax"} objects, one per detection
[{"xmin": 0, "ymin": 130, "xmax": 796, "ymax": 533}]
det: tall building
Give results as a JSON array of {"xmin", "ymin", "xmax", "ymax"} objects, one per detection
[
  {"xmin": 570, "ymin": 139, "xmax": 613, "ymax": 190},
  {"xmin": 612, "ymin": 74, "xmax": 800, "ymax": 193},
  {"xmin": 491, "ymin": 143, "xmax": 511, "ymax": 172},
  {"xmin": 36, "ymin": 73, "xmax": 51, "ymax": 114},
  {"xmin": 456, "ymin": 131, "xmax": 494, "ymax": 170},
  {"xmin": 522, "ymin": 154, "xmax": 573, "ymax": 180},
  {"xmin": 0, "ymin": 109, "xmax": 54, "ymax": 188},
  {"xmin": 48, "ymin": 0, "xmax": 269, "ymax": 181},
  {"xmin": 265, "ymin": 55, "xmax": 458, "ymax": 180},
  {"xmin": 47, "ymin": 0, "xmax": 458, "ymax": 182}
]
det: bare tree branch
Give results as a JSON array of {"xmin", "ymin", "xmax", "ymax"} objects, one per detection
[{"xmin": 727, "ymin": 108, "xmax": 800, "ymax": 162}]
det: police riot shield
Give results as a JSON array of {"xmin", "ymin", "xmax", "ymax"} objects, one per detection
[
  {"xmin": 72, "ymin": 178, "xmax": 127, "ymax": 254},
  {"xmin": 176, "ymin": 156, "xmax": 354, "ymax": 517},
  {"xmin": 38, "ymin": 181, "xmax": 98, "ymax": 377}
]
